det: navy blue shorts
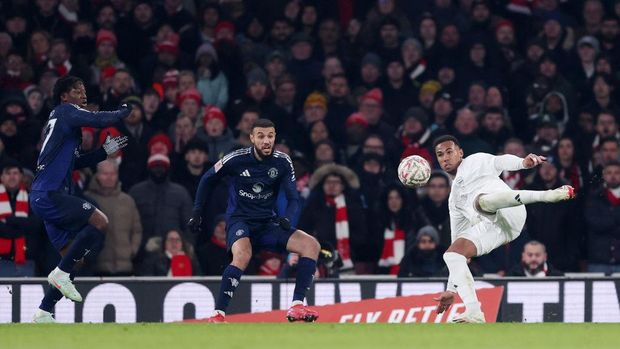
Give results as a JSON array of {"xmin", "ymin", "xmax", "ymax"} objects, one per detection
[
  {"xmin": 226, "ymin": 219, "xmax": 295, "ymax": 253},
  {"xmin": 30, "ymin": 190, "xmax": 96, "ymax": 250}
]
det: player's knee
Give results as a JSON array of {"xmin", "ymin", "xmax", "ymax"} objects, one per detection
[
  {"xmin": 307, "ymin": 236, "xmax": 321, "ymax": 258},
  {"xmin": 232, "ymin": 249, "xmax": 252, "ymax": 267}
]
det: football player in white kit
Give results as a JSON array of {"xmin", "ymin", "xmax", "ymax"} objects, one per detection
[{"xmin": 431, "ymin": 135, "xmax": 575, "ymax": 323}]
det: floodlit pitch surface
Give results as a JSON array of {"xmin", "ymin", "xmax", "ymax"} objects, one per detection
[{"xmin": 1, "ymin": 323, "xmax": 619, "ymax": 349}]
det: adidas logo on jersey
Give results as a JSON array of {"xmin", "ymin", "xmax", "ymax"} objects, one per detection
[{"xmin": 240, "ymin": 170, "xmax": 251, "ymax": 177}]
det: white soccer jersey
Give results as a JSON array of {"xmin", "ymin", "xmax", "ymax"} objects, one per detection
[{"xmin": 448, "ymin": 153, "xmax": 527, "ymax": 251}]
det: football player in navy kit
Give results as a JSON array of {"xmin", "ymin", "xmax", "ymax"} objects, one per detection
[
  {"xmin": 30, "ymin": 75, "xmax": 131, "ymax": 323},
  {"xmin": 189, "ymin": 118, "xmax": 321, "ymax": 322}
]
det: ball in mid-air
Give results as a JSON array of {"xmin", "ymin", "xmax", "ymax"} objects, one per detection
[{"xmin": 398, "ymin": 155, "xmax": 431, "ymax": 187}]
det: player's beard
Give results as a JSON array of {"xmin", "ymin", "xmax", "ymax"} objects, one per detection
[{"xmin": 254, "ymin": 145, "xmax": 273, "ymax": 159}]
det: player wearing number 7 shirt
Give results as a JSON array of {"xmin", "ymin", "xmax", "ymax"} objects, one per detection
[
  {"xmin": 30, "ymin": 75, "xmax": 131, "ymax": 323},
  {"xmin": 432, "ymin": 135, "xmax": 575, "ymax": 323}
]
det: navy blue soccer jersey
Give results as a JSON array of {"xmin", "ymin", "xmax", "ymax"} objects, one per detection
[
  {"xmin": 32, "ymin": 103, "xmax": 130, "ymax": 193},
  {"xmin": 193, "ymin": 147, "xmax": 300, "ymax": 222}
]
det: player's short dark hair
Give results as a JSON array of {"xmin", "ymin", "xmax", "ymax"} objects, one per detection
[
  {"xmin": 433, "ymin": 135, "xmax": 460, "ymax": 150},
  {"xmin": 251, "ymin": 118, "xmax": 275, "ymax": 131},
  {"xmin": 52, "ymin": 75, "xmax": 84, "ymax": 106}
]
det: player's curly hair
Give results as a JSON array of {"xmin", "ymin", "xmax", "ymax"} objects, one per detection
[{"xmin": 52, "ymin": 75, "xmax": 84, "ymax": 106}]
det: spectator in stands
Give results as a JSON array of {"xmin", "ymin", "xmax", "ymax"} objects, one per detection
[
  {"xmin": 398, "ymin": 225, "xmax": 444, "ymax": 278},
  {"xmin": 524, "ymin": 161, "xmax": 583, "ymax": 271},
  {"xmin": 234, "ymin": 108, "xmax": 259, "ymax": 148},
  {"xmin": 381, "ymin": 59, "xmax": 415, "ymax": 127},
  {"xmin": 584, "ymin": 73, "xmax": 620, "ymax": 118},
  {"xmin": 172, "ymin": 115, "xmax": 196, "ymax": 156},
  {"xmin": 508, "ymin": 241, "xmax": 563, "ymax": 277},
  {"xmin": 531, "ymin": 114, "xmax": 560, "ymax": 154},
  {"xmin": 556, "ymin": 136, "xmax": 588, "ymax": 195},
  {"xmin": 325, "ymin": 73, "xmax": 355, "ymax": 140},
  {"xmin": 398, "ymin": 107, "xmax": 433, "ymax": 164},
  {"xmin": 585, "ymin": 161, "xmax": 620, "ymax": 274},
  {"xmin": 401, "ymin": 38, "xmax": 427, "ymax": 91},
  {"xmin": 478, "ymin": 107, "xmax": 513, "ymax": 154},
  {"xmin": 269, "ymin": 74, "xmax": 300, "ymax": 136},
  {"xmin": 102, "ymin": 69, "xmax": 135, "ymax": 111},
  {"xmin": 85, "ymin": 160, "xmax": 142, "ymax": 276},
  {"xmin": 0, "ymin": 161, "xmax": 40, "ymax": 277},
  {"xmin": 27, "ymin": 30, "xmax": 52, "ymax": 72},
  {"xmin": 138, "ymin": 228, "xmax": 200, "ymax": 276},
  {"xmin": 171, "ymin": 139, "xmax": 209, "ymax": 201},
  {"xmin": 356, "ymin": 152, "xmax": 389, "ymax": 216},
  {"xmin": 117, "ymin": 96, "xmax": 153, "ymax": 191},
  {"xmin": 195, "ymin": 106, "xmax": 235, "ymax": 160},
  {"xmin": 195, "ymin": 42, "xmax": 228, "ymax": 109},
  {"xmin": 453, "ymin": 107, "xmax": 493, "ymax": 156},
  {"xmin": 343, "ymin": 113, "xmax": 369, "ymax": 165},
  {"xmin": 298, "ymin": 164, "xmax": 369, "ymax": 274},
  {"xmin": 90, "ymin": 29, "xmax": 126, "ymax": 88},
  {"xmin": 375, "ymin": 184, "xmax": 421, "ymax": 275},
  {"xmin": 591, "ymin": 137, "xmax": 620, "ymax": 189},
  {"xmin": 418, "ymin": 171, "xmax": 451, "ymax": 247},
  {"xmin": 129, "ymin": 154, "xmax": 193, "ymax": 260},
  {"xmin": 196, "ymin": 215, "xmax": 229, "ymax": 276},
  {"xmin": 418, "ymin": 79, "xmax": 441, "ymax": 111}
]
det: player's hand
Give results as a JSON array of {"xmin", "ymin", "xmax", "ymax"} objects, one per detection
[
  {"xmin": 187, "ymin": 214, "xmax": 202, "ymax": 233},
  {"xmin": 275, "ymin": 216, "xmax": 291, "ymax": 230},
  {"xmin": 103, "ymin": 135, "xmax": 129, "ymax": 155},
  {"xmin": 433, "ymin": 291, "xmax": 456, "ymax": 314},
  {"xmin": 522, "ymin": 153, "xmax": 547, "ymax": 169}
]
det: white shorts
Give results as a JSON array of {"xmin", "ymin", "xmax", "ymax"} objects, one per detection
[{"xmin": 457, "ymin": 205, "xmax": 526, "ymax": 256}]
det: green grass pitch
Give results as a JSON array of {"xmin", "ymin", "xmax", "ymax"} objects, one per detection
[{"xmin": 2, "ymin": 323, "xmax": 620, "ymax": 349}]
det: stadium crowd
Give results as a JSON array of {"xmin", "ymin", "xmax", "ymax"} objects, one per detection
[{"xmin": 1, "ymin": 0, "xmax": 620, "ymax": 278}]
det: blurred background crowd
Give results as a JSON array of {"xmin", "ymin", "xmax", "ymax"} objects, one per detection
[{"xmin": 1, "ymin": 0, "xmax": 620, "ymax": 279}]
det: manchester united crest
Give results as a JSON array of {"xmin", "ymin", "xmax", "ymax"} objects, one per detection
[{"xmin": 268, "ymin": 167, "xmax": 278, "ymax": 178}]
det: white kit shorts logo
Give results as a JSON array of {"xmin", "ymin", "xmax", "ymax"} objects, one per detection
[
  {"xmin": 235, "ymin": 229, "xmax": 244, "ymax": 237},
  {"xmin": 268, "ymin": 167, "xmax": 278, "ymax": 178},
  {"xmin": 82, "ymin": 202, "xmax": 92, "ymax": 210}
]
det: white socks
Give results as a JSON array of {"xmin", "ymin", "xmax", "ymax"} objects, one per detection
[
  {"xmin": 478, "ymin": 190, "xmax": 552, "ymax": 213},
  {"xmin": 443, "ymin": 252, "xmax": 481, "ymax": 313}
]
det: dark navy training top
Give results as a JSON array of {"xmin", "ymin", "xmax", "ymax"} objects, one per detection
[
  {"xmin": 193, "ymin": 147, "xmax": 300, "ymax": 222},
  {"xmin": 32, "ymin": 103, "xmax": 130, "ymax": 193}
]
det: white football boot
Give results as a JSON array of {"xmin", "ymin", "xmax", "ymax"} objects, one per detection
[
  {"xmin": 48, "ymin": 267, "xmax": 82, "ymax": 302},
  {"xmin": 544, "ymin": 185, "xmax": 575, "ymax": 203},
  {"xmin": 32, "ymin": 309, "xmax": 56, "ymax": 323},
  {"xmin": 452, "ymin": 310, "xmax": 486, "ymax": 323}
]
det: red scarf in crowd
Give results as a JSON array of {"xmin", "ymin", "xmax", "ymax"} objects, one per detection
[
  {"xmin": 560, "ymin": 164, "xmax": 583, "ymax": 193},
  {"xmin": 502, "ymin": 170, "xmax": 526, "ymax": 190},
  {"xmin": 325, "ymin": 194, "xmax": 352, "ymax": 269},
  {"xmin": 378, "ymin": 224, "xmax": 406, "ymax": 275},
  {"xmin": 606, "ymin": 189, "xmax": 620, "ymax": 207},
  {"xmin": 0, "ymin": 185, "xmax": 28, "ymax": 264}
]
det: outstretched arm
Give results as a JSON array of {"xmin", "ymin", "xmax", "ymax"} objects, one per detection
[
  {"xmin": 64, "ymin": 104, "xmax": 131, "ymax": 128},
  {"xmin": 494, "ymin": 153, "xmax": 546, "ymax": 172},
  {"xmin": 74, "ymin": 136, "xmax": 129, "ymax": 169},
  {"xmin": 74, "ymin": 148, "xmax": 107, "ymax": 169}
]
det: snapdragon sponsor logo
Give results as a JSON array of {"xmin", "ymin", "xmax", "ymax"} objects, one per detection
[{"xmin": 238, "ymin": 189, "xmax": 273, "ymax": 200}]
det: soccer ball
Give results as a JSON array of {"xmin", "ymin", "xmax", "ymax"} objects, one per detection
[{"xmin": 398, "ymin": 155, "xmax": 431, "ymax": 188}]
